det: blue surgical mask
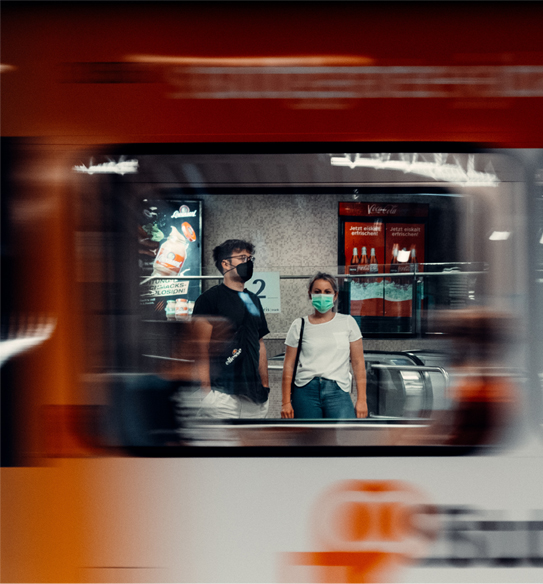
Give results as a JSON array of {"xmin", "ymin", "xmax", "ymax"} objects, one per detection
[{"xmin": 311, "ymin": 294, "xmax": 335, "ymax": 313}]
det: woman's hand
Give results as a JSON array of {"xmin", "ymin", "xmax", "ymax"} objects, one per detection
[
  {"xmin": 281, "ymin": 345, "xmax": 299, "ymax": 419},
  {"xmin": 281, "ymin": 402, "xmax": 295, "ymax": 419},
  {"xmin": 355, "ymin": 400, "xmax": 368, "ymax": 418}
]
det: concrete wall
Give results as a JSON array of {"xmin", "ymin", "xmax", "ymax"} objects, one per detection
[
  {"xmin": 195, "ymin": 190, "xmax": 459, "ymax": 335},
  {"xmin": 141, "ymin": 189, "xmax": 459, "ymax": 418}
]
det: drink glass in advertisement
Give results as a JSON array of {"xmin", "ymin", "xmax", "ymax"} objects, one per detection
[
  {"xmin": 152, "ymin": 222, "xmax": 197, "ymax": 277},
  {"xmin": 166, "ymin": 300, "xmax": 176, "ymax": 321},
  {"xmin": 175, "ymin": 298, "xmax": 188, "ymax": 320}
]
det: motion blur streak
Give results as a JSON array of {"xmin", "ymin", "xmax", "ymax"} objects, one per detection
[
  {"xmin": 1, "ymin": 2, "xmax": 543, "ymax": 583},
  {"xmin": 126, "ymin": 55, "xmax": 375, "ymax": 66},
  {"xmin": 1, "ymin": 463, "xmax": 86, "ymax": 582}
]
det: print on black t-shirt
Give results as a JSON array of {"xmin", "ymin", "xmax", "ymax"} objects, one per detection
[{"xmin": 192, "ymin": 284, "xmax": 270, "ymax": 403}]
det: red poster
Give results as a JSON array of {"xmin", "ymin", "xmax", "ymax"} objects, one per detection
[
  {"xmin": 385, "ymin": 223, "xmax": 425, "ymax": 317},
  {"xmin": 344, "ymin": 221, "xmax": 384, "ymax": 317}
]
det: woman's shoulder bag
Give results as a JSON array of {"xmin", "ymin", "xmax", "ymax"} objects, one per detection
[{"xmin": 291, "ymin": 317, "xmax": 305, "ymax": 392}]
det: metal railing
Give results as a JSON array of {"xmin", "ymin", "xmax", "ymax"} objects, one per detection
[
  {"xmin": 140, "ymin": 262, "xmax": 489, "ymax": 283},
  {"xmin": 369, "ymin": 363, "xmax": 449, "ymax": 386}
]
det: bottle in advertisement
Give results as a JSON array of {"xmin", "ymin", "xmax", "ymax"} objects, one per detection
[
  {"xmin": 369, "ymin": 247, "xmax": 378, "ymax": 273},
  {"xmin": 367, "ymin": 246, "xmax": 383, "ymax": 316},
  {"xmin": 386, "ymin": 243, "xmax": 400, "ymax": 314},
  {"xmin": 389, "ymin": 243, "xmax": 399, "ymax": 273},
  {"xmin": 360, "ymin": 246, "xmax": 369, "ymax": 266},
  {"xmin": 409, "ymin": 245, "xmax": 417, "ymax": 272},
  {"xmin": 175, "ymin": 298, "xmax": 189, "ymax": 320},
  {"xmin": 353, "ymin": 246, "xmax": 383, "ymax": 317},
  {"xmin": 152, "ymin": 222, "xmax": 197, "ymax": 277},
  {"xmin": 349, "ymin": 247, "xmax": 360, "ymax": 276},
  {"xmin": 386, "ymin": 243, "xmax": 412, "ymax": 317},
  {"xmin": 398, "ymin": 247, "xmax": 411, "ymax": 286},
  {"xmin": 165, "ymin": 300, "xmax": 176, "ymax": 321},
  {"xmin": 357, "ymin": 246, "xmax": 370, "ymax": 283}
]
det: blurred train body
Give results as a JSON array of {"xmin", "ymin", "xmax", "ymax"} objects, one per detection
[{"xmin": 2, "ymin": 3, "xmax": 543, "ymax": 583}]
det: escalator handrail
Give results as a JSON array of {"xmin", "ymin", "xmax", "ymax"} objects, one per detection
[{"xmin": 369, "ymin": 363, "xmax": 450, "ymax": 391}]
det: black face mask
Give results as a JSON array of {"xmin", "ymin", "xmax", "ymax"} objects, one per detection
[
  {"xmin": 235, "ymin": 260, "xmax": 253, "ymax": 282},
  {"xmin": 224, "ymin": 259, "xmax": 254, "ymax": 282}
]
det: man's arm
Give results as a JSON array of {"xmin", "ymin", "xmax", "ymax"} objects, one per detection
[
  {"xmin": 192, "ymin": 317, "xmax": 213, "ymax": 394},
  {"xmin": 258, "ymin": 337, "xmax": 269, "ymax": 388}
]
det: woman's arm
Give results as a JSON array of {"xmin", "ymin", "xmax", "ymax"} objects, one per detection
[
  {"xmin": 350, "ymin": 338, "xmax": 368, "ymax": 418},
  {"xmin": 280, "ymin": 345, "xmax": 298, "ymax": 418}
]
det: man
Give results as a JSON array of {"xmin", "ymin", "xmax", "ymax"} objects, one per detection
[{"xmin": 192, "ymin": 239, "xmax": 270, "ymax": 418}]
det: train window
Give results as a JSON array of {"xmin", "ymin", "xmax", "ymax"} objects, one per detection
[
  {"xmin": 72, "ymin": 145, "xmax": 533, "ymax": 455},
  {"xmin": 536, "ymin": 156, "xmax": 543, "ymax": 441}
]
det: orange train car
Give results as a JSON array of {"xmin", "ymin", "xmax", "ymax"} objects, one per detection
[{"xmin": 2, "ymin": 3, "xmax": 543, "ymax": 583}]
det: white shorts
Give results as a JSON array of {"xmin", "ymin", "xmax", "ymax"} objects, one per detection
[{"xmin": 198, "ymin": 390, "xmax": 269, "ymax": 419}]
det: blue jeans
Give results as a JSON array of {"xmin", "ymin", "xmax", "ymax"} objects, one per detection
[{"xmin": 291, "ymin": 377, "xmax": 356, "ymax": 419}]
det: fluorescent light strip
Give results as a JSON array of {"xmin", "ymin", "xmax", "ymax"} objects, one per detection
[
  {"xmin": 489, "ymin": 231, "xmax": 510, "ymax": 241},
  {"xmin": 330, "ymin": 153, "xmax": 500, "ymax": 187}
]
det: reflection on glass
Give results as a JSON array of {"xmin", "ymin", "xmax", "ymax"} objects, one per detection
[{"xmin": 64, "ymin": 149, "xmax": 527, "ymax": 451}]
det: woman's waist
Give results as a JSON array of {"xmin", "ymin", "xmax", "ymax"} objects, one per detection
[{"xmin": 294, "ymin": 374, "xmax": 352, "ymax": 391}]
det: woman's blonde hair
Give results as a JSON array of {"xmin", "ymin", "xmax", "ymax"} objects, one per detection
[{"xmin": 307, "ymin": 272, "xmax": 339, "ymax": 297}]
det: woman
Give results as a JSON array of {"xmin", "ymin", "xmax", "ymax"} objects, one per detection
[{"xmin": 281, "ymin": 272, "xmax": 368, "ymax": 419}]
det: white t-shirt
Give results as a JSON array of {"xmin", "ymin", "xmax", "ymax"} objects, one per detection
[{"xmin": 285, "ymin": 313, "xmax": 362, "ymax": 392}]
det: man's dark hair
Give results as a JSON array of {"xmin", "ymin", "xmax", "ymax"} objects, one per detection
[{"xmin": 213, "ymin": 239, "xmax": 255, "ymax": 274}]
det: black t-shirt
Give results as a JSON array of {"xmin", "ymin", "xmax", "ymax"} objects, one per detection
[{"xmin": 192, "ymin": 284, "xmax": 270, "ymax": 403}]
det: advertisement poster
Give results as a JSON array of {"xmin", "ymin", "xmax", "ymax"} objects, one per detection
[
  {"xmin": 344, "ymin": 221, "xmax": 384, "ymax": 316},
  {"xmin": 339, "ymin": 202, "xmax": 427, "ymax": 322},
  {"xmin": 385, "ymin": 223, "xmax": 425, "ymax": 317},
  {"xmin": 139, "ymin": 199, "xmax": 202, "ymax": 321}
]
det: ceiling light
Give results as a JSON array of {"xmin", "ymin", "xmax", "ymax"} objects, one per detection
[
  {"xmin": 489, "ymin": 231, "xmax": 510, "ymax": 241},
  {"xmin": 73, "ymin": 159, "xmax": 138, "ymax": 175},
  {"xmin": 330, "ymin": 153, "xmax": 500, "ymax": 187}
]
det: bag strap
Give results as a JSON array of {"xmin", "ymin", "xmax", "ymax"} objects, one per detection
[{"xmin": 291, "ymin": 317, "xmax": 305, "ymax": 386}]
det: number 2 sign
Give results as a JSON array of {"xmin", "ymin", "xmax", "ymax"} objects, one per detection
[{"xmin": 245, "ymin": 271, "xmax": 281, "ymax": 314}]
